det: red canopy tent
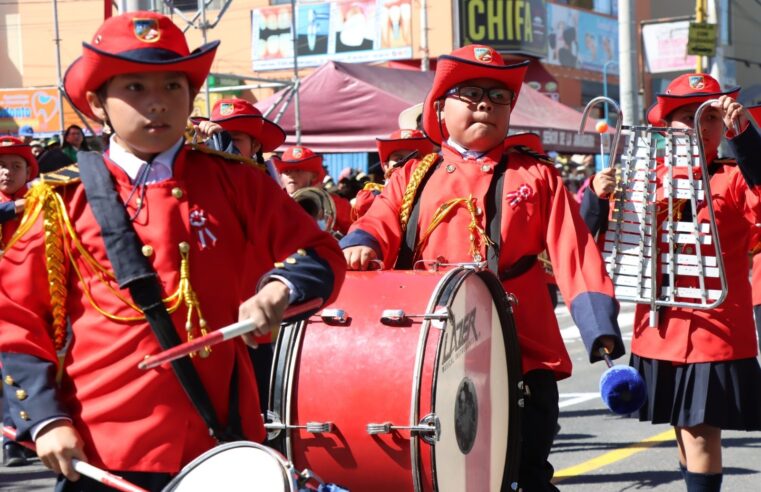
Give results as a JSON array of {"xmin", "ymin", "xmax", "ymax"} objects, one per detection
[{"xmin": 257, "ymin": 61, "xmax": 599, "ymax": 154}]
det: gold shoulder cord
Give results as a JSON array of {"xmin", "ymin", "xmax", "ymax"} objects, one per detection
[
  {"xmin": 399, "ymin": 152, "xmax": 439, "ymax": 232},
  {"xmin": 5, "ymin": 170, "xmax": 211, "ymax": 356},
  {"xmin": 189, "ymin": 143, "xmax": 267, "ymax": 173},
  {"xmin": 362, "ymin": 182, "xmax": 385, "ymax": 193}
]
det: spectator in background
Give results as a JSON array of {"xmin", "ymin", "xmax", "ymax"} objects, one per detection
[
  {"xmin": 37, "ymin": 135, "xmax": 74, "ymax": 174},
  {"xmin": 17, "ymin": 125, "xmax": 34, "ymax": 145},
  {"xmin": 29, "ymin": 140, "xmax": 44, "ymax": 159},
  {"xmin": 61, "ymin": 124, "xmax": 91, "ymax": 163}
]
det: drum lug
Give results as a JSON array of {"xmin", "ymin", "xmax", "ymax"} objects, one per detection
[
  {"xmin": 380, "ymin": 308, "xmax": 450, "ymax": 326},
  {"xmin": 320, "ymin": 308, "xmax": 348, "ymax": 324},
  {"xmin": 366, "ymin": 413, "xmax": 441, "ymax": 445},
  {"xmin": 264, "ymin": 411, "xmax": 333, "ymax": 435},
  {"xmin": 506, "ymin": 293, "xmax": 518, "ymax": 306}
]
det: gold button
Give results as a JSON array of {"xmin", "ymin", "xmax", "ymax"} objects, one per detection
[
  {"xmin": 297, "ymin": 248, "xmax": 307, "ymax": 256},
  {"xmin": 142, "ymin": 245, "xmax": 154, "ymax": 257},
  {"xmin": 19, "ymin": 411, "xmax": 29, "ymax": 421},
  {"xmin": 16, "ymin": 389, "xmax": 27, "ymax": 401},
  {"xmin": 286, "ymin": 257, "xmax": 297, "ymax": 264},
  {"xmin": 136, "ymin": 197, "xmax": 143, "ymax": 207},
  {"xmin": 171, "ymin": 187, "xmax": 184, "ymax": 199},
  {"xmin": 4, "ymin": 375, "xmax": 13, "ymax": 385},
  {"xmin": 481, "ymin": 164, "xmax": 490, "ymax": 172},
  {"xmin": 178, "ymin": 242, "xmax": 190, "ymax": 254},
  {"xmin": 446, "ymin": 164, "xmax": 456, "ymax": 173},
  {"xmin": 274, "ymin": 262, "xmax": 285, "ymax": 268},
  {"xmin": 475, "ymin": 207, "xmax": 483, "ymax": 216}
]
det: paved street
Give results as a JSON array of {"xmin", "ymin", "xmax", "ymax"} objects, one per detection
[{"xmin": 2, "ymin": 302, "xmax": 760, "ymax": 490}]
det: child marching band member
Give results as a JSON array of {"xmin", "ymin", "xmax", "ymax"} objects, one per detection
[
  {"xmin": 581, "ymin": 74, "xmax": 761, "ymax": 492},
  {"xmin": 0, "ymin": 137, "xmax": 39, "ymax": 467},
  {"xmin": 746, "ymin": 105, "xmax": 761, "ymax": 353},
  {"xmin": 275, "ymin": 145, "xmax": 353, "ymax": 236},
  {"xmin": 341, "ymin": 44, "xmax": 624, "ymax": 491},
  {"xmin": 0, "ymin": 11, "xmax": 344, "ymax": 491},
  {"xmin": 353, "ymin": 129, "xmax": 434, "ymax": 220}
]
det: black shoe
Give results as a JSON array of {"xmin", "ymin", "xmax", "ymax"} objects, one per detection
[{"xmin": 3, "ymin": 441, "xmax": 30, "ymax": 467}]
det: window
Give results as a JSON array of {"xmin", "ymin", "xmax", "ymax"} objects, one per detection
[{"xmin": 165, "ymin": 0, "xmax": 223, "ymax": 11}]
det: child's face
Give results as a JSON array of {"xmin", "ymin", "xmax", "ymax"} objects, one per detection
[
  {"xmin": 442, "ymin": 78, "xmax": 512, "ymax": 152},
  {"xmin": 280, "ymin": 168, "xmax": 316, "ymax": 195},
  {"xmin": 0, "ymin": 155, "xmax": 30, "ymax": 195},
  {"xmin": 384, "ymin": 148, "xmax": 415, "ymax": 173},
  {"xmin": 668, "ymin": 102, "xmax": 724, "ymax": 154},
  {"xmin": 229, "ymin": 131, "xmax": 262, "ymax": 158},
  {"xmin": 87, "ymin": 72, "xmax": 191, "ymax": 161}
]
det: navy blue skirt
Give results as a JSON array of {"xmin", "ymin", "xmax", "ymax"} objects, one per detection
[{"xmin": 630, "ymin": 355, "xmax": 761, "ymax": 430}]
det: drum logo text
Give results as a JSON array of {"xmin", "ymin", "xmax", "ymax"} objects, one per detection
[{"xmin": 442, "ymin": 308, "xmax": 478, "ymax": 371}]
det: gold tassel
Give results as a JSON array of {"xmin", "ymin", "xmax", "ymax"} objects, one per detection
[
  {"xmin": 177, "ymin": 242, "xmax": 210, "ymax": 358},
  {"xmin": 416, "ymin": 194, "xmax": 492, "ymax": 263}
]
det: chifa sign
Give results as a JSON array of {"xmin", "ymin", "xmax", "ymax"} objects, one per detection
[{"xmin": 458, "ymin": 0, "xmax": 547, "ymax": 58}]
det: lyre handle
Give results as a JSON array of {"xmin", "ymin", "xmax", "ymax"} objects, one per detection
[{"xmin": 579, "ymin": 96, "xmax": 624, "ymax": 170}]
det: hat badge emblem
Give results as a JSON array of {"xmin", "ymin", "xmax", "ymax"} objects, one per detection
[
  {"xmin": 133, "ymin": 19, "xmax": 161, "ymax": 43},
  {"xmin": 688, "ymin": 75, "xmax": 705, "ymax": 90},
  {"xmin": 474, "ymin": 47, "xmax": 493, "ymax": 63},
  {"xmin": 219, "ymin": 103, "xmax": 234, "ymax": 116},
  {"xmin": 400, "ymin": 130, "xmax": 412, "ymax": 138},
  {"xmin": 292, "ymin": 147, "xmax": 303, "ymax": 159}
]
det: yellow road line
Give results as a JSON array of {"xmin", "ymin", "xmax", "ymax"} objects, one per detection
[{"xmin": 553, "ymin": 429, "xmax": 676, "ymax": 483}]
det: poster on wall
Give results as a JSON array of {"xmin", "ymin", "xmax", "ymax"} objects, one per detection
[
  {"xmin": 457, "ymin": 0, "xmax": 547, "ymax": 57},
  {"xmin": 251, "ymin": 0, "xmax": 413, "ymax": 71},
  {"xmin": 545, "ymin": 3, "xmax": 618, "ymax": 73},
  {"xmin": 0, "ymin": 88, "xmax": 87, "ymax": 136}
]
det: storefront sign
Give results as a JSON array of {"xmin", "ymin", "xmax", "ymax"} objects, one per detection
[
  {"xmin": 0, "ymin": 87, "xmax": 85, "ymax": 136},
  {"xmin": 545, "ymin": 3, "xmax": 617, "ymax": 73},
  {"xmin": 642, "ymin": 20, "xmax": 697, "ymax": 73},
  {"xmin": 458, "ymin": 0, "xmax": 548, "ymax": 57}
]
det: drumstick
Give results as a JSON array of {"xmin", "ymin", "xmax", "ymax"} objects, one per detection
[
  {"xmin": 1, "ymin": 426, "xmax": 149, "ymax": 492},
  {"xmin": 138, "ymin": 298, "xmax": 323, "ymax": 370}
]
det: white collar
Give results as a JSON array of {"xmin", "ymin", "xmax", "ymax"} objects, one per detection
[{"xmin": 107, "ymin": 135, "xmax": 183, "ymax": 182}]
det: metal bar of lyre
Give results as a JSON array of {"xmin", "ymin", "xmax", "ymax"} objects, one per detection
[{"xmin": 578, "ymin": 97, "xmax": 728, "ymax": 326}]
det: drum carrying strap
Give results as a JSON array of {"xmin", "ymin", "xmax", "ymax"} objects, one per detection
[
  {"xmin": 396, "ymin": 156, "xmax": 441, "ymax": 269},
  {"xmin": 77, "ymin": 151, "xmax": 243, "ymax": 442}
]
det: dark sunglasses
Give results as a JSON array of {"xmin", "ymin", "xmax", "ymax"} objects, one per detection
[{"xmin": 446, "ymin": 86, "xmax": 513, "ymax": 106}]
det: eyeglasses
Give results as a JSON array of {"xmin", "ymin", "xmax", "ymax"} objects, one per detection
[{"xmin": 446, "ymin": 86, "xmax": 513, "ymax": 106}]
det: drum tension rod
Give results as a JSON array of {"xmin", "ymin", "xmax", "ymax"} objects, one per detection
[
  {"xmin": 320, "ymin": 308, "xmax": 348, "ymax": 324},
  {"xmin": 380, "ymin": 308, "xmax": 450, "ymax": 326},
  {"xmin": 366, "ymin": 413, "xmax": 441, "ymax": 445},
  {"xmin": 264, "ymin": 414, "xmax": 333, "ymax": 434}
]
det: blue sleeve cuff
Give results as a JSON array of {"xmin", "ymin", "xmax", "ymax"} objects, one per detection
[
  {"xmin": 0, "ymin": 353, "xmax": 69, "ymax": 440},
  {"xmin": 263, "ymin": 247, "xmax": 334, "ymax": 321},
  {"xmin": 569, "ymin": 292, "xmax": 625, "ymax": 363},
  {"xmin": 729, "ymin": 123, "xmax": 761, "ymax": 187},
  {"xmin": 0, "ymin": 201, "xmax": 17, "ymax": 223},
  {"xmin": 339, "ymin": 229, "xmax": 383, "ymax": 259},
  {"xmin": 579, "ymin": 186, "xmax": 609, "ymax": 236}
]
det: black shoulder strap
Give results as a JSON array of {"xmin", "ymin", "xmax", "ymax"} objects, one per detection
[
  {"xmin": 485, "ymin": 154, "xmax": 509, "ymax": 274},
  {"xmin": 77, "ymin": 151, "xmax": 242, "ymax": 442},
  {"xmin": 396, "ymin": 158, "xmax": 440, "ymax": 270}
]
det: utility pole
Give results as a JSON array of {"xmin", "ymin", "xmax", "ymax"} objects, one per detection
[
  {"xmin": 420, "ymin": 0, "xmax": 430, "ymax": 71},
  {"xmin": 53, "ymin": 0, "xmax": 65, "ymax": 138},
  {"xmin": 618, "ymin": 0, "xmax": 639, "ymax": 125},
  {"xmin": 695, "ymin": 0, "xmax": 706, "ymax": 73},
  {"xmin": 199, "ymin": 0, "xmax": 211, "ymax": 116},
  {"xmin": 290, "ymin": 0, "xmax": 301, "ymax": 144}
]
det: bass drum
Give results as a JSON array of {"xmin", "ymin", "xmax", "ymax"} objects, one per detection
[
  {"xmin": 267, "ymin": 267, "xmax": 522, "ymax": 491},
  {"xmin": 163, "ymin": 441, "xmax": 298, "ymax": 492}
]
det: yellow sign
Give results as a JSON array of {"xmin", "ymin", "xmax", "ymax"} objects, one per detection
[{"xmin": 687, "ymin": 22, "xmax": 716, "ymax": 56}]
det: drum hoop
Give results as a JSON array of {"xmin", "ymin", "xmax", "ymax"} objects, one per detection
[
  {"xmin": 409, "ymin": 266, "xmax": 471, "ymax": 492},
  {"xmin": 268, "ymin": 319, "xmax": 305, "ymax": 448},
  {"xmin": 163, "ymin": 441, "xmax": 296, "ymax": 492},
  {"xmin": 284, "ymin": 319, "xmax": 308, "ymax": 462}
]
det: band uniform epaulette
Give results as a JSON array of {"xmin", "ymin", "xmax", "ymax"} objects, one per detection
[
  {"xmin": 189, "ymin": 143, "xmax": 267, "ymax": 172},
  {"xmin": 40, "ymin": 164, "xmax": 81, "ymax": 186},
  {"xmin": 362, "ymin": 182, "xmax": 385, "ymax": 193},
  {"xmin": 515, "ymin": 145, "xmax": 555, "ymax": 166}
]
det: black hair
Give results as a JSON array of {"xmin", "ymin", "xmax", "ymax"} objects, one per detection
[{"xmin": 62, "ymin": 124, "xmax": 91, "ymax": 151}]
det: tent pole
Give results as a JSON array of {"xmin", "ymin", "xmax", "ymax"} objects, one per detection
[{"xmin": 290, "ymin": 0, "xmax": 301, "ymax": 144}]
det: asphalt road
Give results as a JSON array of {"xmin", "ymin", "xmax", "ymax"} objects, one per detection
[{"xmin": 2, "ymin": 302, "xmax": 759, "ymax": 491}]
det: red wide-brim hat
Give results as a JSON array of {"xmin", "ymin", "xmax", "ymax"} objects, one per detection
[
  {"xmin": 376, "ymin": 129, "xmax": 435, "ymax": 163},
  {"xmin": 207, "ymin": 99, "xmax": 286, "ymax": 153},
  {"xmin": 0, "ymin": 137, "xmax": 39, "ymax": 180},
  {"xmin": 275, "ymin": 146, "xmax": 326, "ymax": 183},
  {"xmin": 423, "ymin": 45, "xmax": 529, "ymax": 144},
  {"xmin": 646, "ymin": 73, "xmax": 740, "ymax": 126},
  {"xmin": 63, "ymin": 11, "xmax": 219, "ymax": 121}
]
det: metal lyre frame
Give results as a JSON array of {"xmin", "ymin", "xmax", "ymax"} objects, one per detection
[{"xmin": 578, "ymin": 97, "xmax": 727, "ymax": 327}]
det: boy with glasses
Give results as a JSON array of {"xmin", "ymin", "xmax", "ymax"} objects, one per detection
[{"xmin": 340, "ymin": 44, "xmax": 623, "ymax": 491}]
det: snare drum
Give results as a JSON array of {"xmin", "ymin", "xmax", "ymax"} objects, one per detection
[
  {"xmin": 267, "ymin": 267, "xmax": 522, "ymax": 491},
  {"xmin": 163, "ymin": 441, "xmax": 299, "ymax": 492}
]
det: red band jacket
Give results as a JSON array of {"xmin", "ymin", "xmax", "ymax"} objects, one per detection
[
  {"xmin": 341, "ymin": 142, "xmax": 624, "ymax": 379},
  {"xmin": 0, "ymin": 146, "xmax": 345, "ymax": 473},
  {"xmin": 581, "ymin": 126, "xmax": 761, "ymax": 363}
]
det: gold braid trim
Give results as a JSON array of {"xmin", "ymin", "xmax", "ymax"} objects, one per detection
[
  {"xmin": 189, "ymin": 143, "xmax": 267, "ymax": 172},
  {"xmin": 4, "ymin": 181, "xmax": 69, "ymax": 350},
  {"xmin": 399, "ymin": 152, "xmax": 439, "ymax": 232},
  {"xmin": 415, "ymin": 194, "xmax": 493, "ymax": 263},
  {"xmin": 362, "ymin": 182, "xmax": 385, "ymax": 193}
]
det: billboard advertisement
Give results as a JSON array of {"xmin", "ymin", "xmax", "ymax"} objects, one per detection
[
  {"xmin": 458, "ymin": 0, "xmax": 548, "ymax": 57},
  {"xmin": 0, "ymin": 88, "xmax": 86, "ymax": 137},
  {"xmin": 251, "ymin": 0, "xmax": 413, "ymax": 71},
  {"xmin": 545, "ymin": 3, "xmax": 618, "ymax": 73},
  {"xmin": 642, "ymin": 20, "xmax": 698, "ymax": 74}
]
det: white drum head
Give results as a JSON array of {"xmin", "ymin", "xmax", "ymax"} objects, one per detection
[
  {"xmin": 165, "ymin": 442, "xmax": 295, "ymax": 492},
  {"xmin": 433, "ymin": 273, "xmax": 510, "ymax": 491}
]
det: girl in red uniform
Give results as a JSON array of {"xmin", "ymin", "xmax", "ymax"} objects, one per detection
[{"xmin": 581, "ymin": 73, "xmax": 761, "ymax": 492}]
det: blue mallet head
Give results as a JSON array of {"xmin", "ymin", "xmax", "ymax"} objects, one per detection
[
  {"xmin": 597, "ymin": 348, "xmax": 647, "ymax": 415},
  {"xmin": 599, "ymin": 365, "xmax": 647, "ymax": 415}
]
